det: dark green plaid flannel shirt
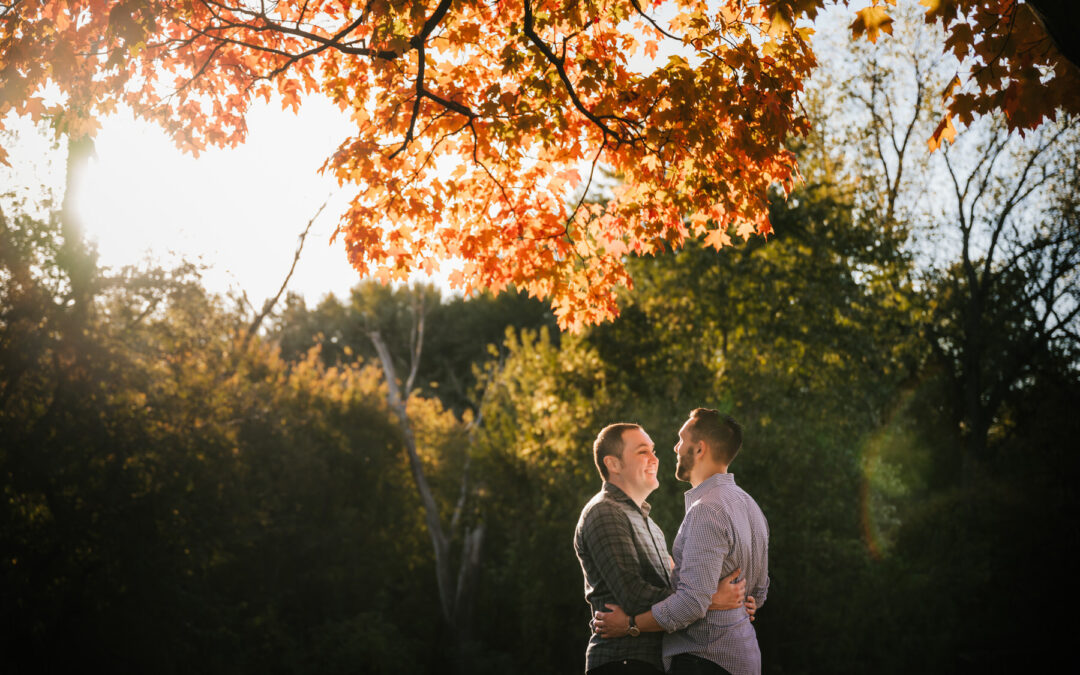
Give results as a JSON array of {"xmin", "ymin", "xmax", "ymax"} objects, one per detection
[{"xmin": 574, "ymin": 482, "xmax": 673, "ymax": 672}]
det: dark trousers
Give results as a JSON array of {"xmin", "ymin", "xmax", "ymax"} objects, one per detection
[
  {"xmin": 587, "ymin": 659, "xmax": 664, "ymax": 675},
  {"xmin": 669, "ymin": 653, "xmax": 734, "ymax": 675}
]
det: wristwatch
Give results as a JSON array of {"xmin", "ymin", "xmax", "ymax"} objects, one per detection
[{"xmin": 627, "ymin": 614, "xmax": 640, "ymax": 637}]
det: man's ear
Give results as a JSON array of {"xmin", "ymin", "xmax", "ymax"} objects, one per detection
[{"xmin": 604, "ymin": 454, "xmax": 622, "ymax": 477}]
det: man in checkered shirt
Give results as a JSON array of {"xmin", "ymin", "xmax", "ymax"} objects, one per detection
[
  {"xmin": 574, "ymin": 423, "xmax": 751, "ymax": 675},
  {"xmin": 593, "ymin": 410, "xmax": 769, "ymax": 675}
]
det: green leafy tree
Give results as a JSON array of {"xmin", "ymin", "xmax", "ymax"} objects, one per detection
[
  {"xmin": 273, "ymin": 283, "xmax": 555, "ymax": 412},
  {"xmin": 471, "ymin": 327, "xmax": 633, "ymax": 672},
  {"xmin": 0, "ymin": 206, "xmax": 448, "ymax": 673}
]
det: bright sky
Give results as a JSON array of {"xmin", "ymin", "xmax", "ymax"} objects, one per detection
[{"xmin": 3, "ymin": 97, "xmax": 365, "ymax": 309}]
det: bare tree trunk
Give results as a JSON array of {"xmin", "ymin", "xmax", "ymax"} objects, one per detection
[
  {"xmin": 368, "ymin": 317, "xmax": 485, "ymax": 663},
  {"xmin": 452, "ymin": 522, "xmax": 485, "ymax": 645},
  {"xmin": 369, "ymin": 329, "xmax": 455, "ymax": 618},
  {"xmin": 58, "ymin": 135, "xmax": 96, "ymax": 320}
]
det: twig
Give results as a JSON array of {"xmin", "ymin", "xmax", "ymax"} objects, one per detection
[{"xmin": 242, "ymin": 198, "xmax": 328, "ymax": 346}]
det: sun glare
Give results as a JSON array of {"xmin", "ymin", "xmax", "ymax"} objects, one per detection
[{"xmin": 70, "ymin": 99, "xmax": 365, "ymax": 304}]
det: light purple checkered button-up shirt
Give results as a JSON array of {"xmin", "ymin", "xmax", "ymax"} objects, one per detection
[{"xmin": 651, "ymin": 472, "xmax": 770, "ymax": 675}]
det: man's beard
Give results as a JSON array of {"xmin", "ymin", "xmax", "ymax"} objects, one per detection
[{"xmin": 675, "ymin": 450, "xmax": 694, "ymax": 482}]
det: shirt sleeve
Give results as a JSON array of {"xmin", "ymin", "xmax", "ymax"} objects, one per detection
[
  {"xmin": 651, "ymin": 503, "xmax": 730, "ymax": 632},
  {"xmin": 749, "ymin": 511, "xmax": 769, "ymax": 608},
  {"xmin": 581, "ymin": 502, "xmax": 672, "ymax": 614},
  {"xmin": 750, "ymin": 575, "xmax": 769, "ymax": 609}
]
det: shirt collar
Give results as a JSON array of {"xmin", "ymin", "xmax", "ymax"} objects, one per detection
[
  {"xmin": 602, "ymin": 481, "xmax": 652, "ymax": 518},
  {"xmin": 684, "ymin": 472, "xmax": 734, "ymax": 502}
]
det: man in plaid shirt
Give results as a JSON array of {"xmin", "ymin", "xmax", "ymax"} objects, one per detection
[
  {"xmin": 574, "ymin": 423, "xmax": 750, "ymax": 675},
  {"xmin": 593, "ymin": 410, "xmax": 769, "ymax": 675}
]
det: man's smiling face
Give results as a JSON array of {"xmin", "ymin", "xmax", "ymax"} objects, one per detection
[{"xmin": 612, "ymin": 427, "xmax": 660, "ymax": 498}]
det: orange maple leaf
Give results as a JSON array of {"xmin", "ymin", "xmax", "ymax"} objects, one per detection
[
  {"xmin": 928, "ymin": 114, "xmax": 957, "ymax": 151},
  {"xmin": 850, "ymin": 6, "xmax": 895, "ymax": 44},
  {"xmin": 704, "ymin": 228, "xmax": 733, "ymax": 250}
]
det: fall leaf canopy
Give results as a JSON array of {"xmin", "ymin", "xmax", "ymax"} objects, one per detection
[
  {"xmin": 1, "ymin": 0, "xmax": 1077, "ymax": 329},
  {"xmin": 916, "ymin": 0, "xmax": 1080, "ymax": 150}
]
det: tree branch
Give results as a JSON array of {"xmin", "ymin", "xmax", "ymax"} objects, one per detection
[
  {"xmin": 522, "ymin": 0, "xmax": 636, "ymax": 144},
  {"xmin": 242, "ymin": 198, "xmax": 327, "ymax": 346},
  {"xmin": 405, "ymin": 291, "xmax": 426, "ymax": 394}
]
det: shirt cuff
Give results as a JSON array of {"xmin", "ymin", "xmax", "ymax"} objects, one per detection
[{"xmin": 651, "ymin": 598, "xmax": 677, "ymax": 633}]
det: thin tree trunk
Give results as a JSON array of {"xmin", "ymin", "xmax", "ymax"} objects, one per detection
[
  {"xmin": 368, "ymin": 327, "xmax": 486, "ymax": 665},
  {"xmin": 58, "ymin": 135, "xmax": 95, "ymax": 321},
  {"xmin": 369, "ymin": 329, "xmax": 455, "ymax": 620}
]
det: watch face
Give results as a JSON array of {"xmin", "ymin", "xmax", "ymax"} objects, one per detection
[{"xmin": 628, "ymin": 626, "xmax": 640, "ymax": 637}]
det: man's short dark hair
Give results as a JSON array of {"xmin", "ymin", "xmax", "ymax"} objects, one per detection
[
  {"xmin": 686, "ymin": 408, "xmax": 743, "ymax": 465},
  {"xmin": 593, "ymin": 423, "xmax": 641, "ymax": 480}
]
